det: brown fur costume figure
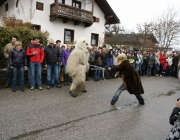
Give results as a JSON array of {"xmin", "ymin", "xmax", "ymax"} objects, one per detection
[
  {"xmin": 109, "ymin": 54, "xmax": 145, "ymax": 105},
  {"xmin": 66, "ymin": 38, "xmax": 92, "ymax": 97}
]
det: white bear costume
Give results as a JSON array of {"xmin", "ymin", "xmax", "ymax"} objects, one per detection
[{"xmin": 66, "ymin": 38, "xmax": 92, "ymax": 97}]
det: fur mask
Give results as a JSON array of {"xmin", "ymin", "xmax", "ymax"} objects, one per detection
[
  {"xmin": 117, "ymin": 54, "xmax": 127, "ymax": 65},
  {"xmin": 75, "ymin": 38, "xmax": 92, "ymax": 53}
]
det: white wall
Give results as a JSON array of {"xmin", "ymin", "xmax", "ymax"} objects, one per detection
[
  {"xmin": 0, "ymin": 0, "xmax": 16, "ymax": 24},
  {"xmin": 85, "ymin": 0, "xmax": 93, "ymax": 12},
  {"xmin": 0, "ymin": 0, "xmax": 106, "ymax": 47}
]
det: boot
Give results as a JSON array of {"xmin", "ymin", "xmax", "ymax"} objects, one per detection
[
  {"xmin": 154, "ymin": 70, "xmax": 157, "ymax": 77},
  {"xmin": 105, "ymin": 69, "xmax": 108, "ymax": 79},
  {"xmin": 108, "ymin": 70, "xmax": 111, "ymax": 79},
  {"xmin": 85, "ymin": 72, "xmax": 89, "ymax": 81},
  {"xmin": 64, "ymin": 74, "xmax": 67, "ymax": 86},
  {"xmin": 67, "ymin": 74, "xmax": 70, "ymax": 86}
]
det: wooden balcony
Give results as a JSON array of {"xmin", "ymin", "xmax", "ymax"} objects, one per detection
[{"xmin": 50, "ymin": 3, "xmax": 93, "ymax": 27}]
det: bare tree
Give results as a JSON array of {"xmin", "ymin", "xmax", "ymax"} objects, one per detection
[
  {"xmin": 105, "ymin": 23, "xmax": 125, "ymax": 47},
  {"xmin": 150, "ymin": 9, "xmax": 180, "ymax": 52},
  {"xmin": 131, "ymin": 23, "xmax": 154, "ymax": 50}
]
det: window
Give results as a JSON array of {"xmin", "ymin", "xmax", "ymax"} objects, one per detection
[
  {"xmin": 64, "ymin": 29, "xmax": 74, "ymax": 44},
  {"xmin": 57, "ymin": 0, "xmax": 65, "ymax": 4},
  {"xmin": 31, "ymin": 24, "xmax": 41, "ymax": 31},
  {"xmin": 5, "ymin": 3, "xmax": 8, "ymax": 11},
  {"xmin": 91, "ymin": 33, "xmax": 99, "ymax": 46},
  {"xmin": 72, "ymin": 0, "xmax": 81, "ymax": 8},
  {"xmin": 36, "ymin": 2, "xmax": 44, "ymax": 11}
]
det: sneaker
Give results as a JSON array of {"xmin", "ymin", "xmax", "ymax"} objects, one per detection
[
  {"xmin": 30, "ymin": 87, "xmax": 34, "ymax": 90},
  {"xmin": 39, "ymin": 87, "xmax": 43, "ymax": 90},
  {"xmin": 160, "ymin": 75, "xmax": 162, "ymax": 77},
  {"xmin": 47, "ymin": 86, "xmax": 50, "ymax": 89},
  {"xmin": 56, "ymin": 85, "xmax": 62, "ymax": 88},
  {"xmin": 156, "ymin": 74, "xmax": 159, "ymax": 76},
  {"xmin": 51, "ymin": 84, "xmax": 54, "ymax": 87},
  {"xmin": 4, "ymin": 84, "xmax": 10, "ymax": 88},
  {"xmin": 21, "ymin": 88, "xmax": 24, "ymax": 92},
  {"xmin": 12, "ymin": 88, "xmax": 16, "ymax": 92}
]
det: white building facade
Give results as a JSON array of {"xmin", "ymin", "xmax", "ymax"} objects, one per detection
[{"xmin": 0, "ymin": 0, "xmax": 119, "ymax": 46}]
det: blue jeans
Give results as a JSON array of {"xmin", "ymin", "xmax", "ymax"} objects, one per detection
[
  {"xmin": 154, "ymin": 63, "xmax": 160, "ymax": 74},
  {"xmin": 28, "ymin": 67, "xmax": 38, "ymax": 86},
  {"xmin": 12, "ymin": 66, "xmax": 24, "ymax": 89},
  {"xmin": 111, "ymin": 84, "xmax": 144, "ymax": 104},
  {"xmin": 166, "ymin": 66, "xmax": 172, "ymax": 76},
  {"xmin": 28, "ymin": 67, "xmax": 31, "ymax": 86},
  {"xmin": 30, "ymin": 62, "xmax": 42, "ymax": 87},
  {"xmin": 51, "ymin": 64, "xmax": 61, "ymax": 84},
  {"xmin": 47, "ymin": 64, "xmax": 59, "ymax": 86},
  {"xmin": 135, "ymin": 63, "xmax": 141, "ymax": 72},
  {"xmin": 94, "ymin": 69, "xmax": 101, "ymax": 81},
  {"xmin": 147, "ymin": 67, "xmax": 152, "ymax": 76}
]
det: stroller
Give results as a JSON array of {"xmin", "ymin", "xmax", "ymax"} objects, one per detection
[{"xmin": 167, "ymin": 112, "xmax": 180, "ymax": 140}]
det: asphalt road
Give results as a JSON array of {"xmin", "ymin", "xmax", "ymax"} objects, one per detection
[{"xmin": 0, "ymin": 76, "xmax": 180, "ymax": 140}]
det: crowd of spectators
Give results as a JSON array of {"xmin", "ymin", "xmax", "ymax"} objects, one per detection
[{"xmin": 88, "ymin": 45, "xmax": 180, "ymax": 81}]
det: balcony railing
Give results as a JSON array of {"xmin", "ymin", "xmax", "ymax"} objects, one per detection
[{"xmin": 50, "ymin": 3, "xmax": 93, "ymax": 25}]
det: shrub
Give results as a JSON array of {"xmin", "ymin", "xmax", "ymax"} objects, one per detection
[{"xmin": 0, "ymin": 26, "xmax": 49, "ymax": 69}]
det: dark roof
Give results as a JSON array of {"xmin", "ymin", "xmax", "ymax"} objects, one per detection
[
  {"xmin": 0, "ymin": 0, "xmax": 6, "ymax": 6},
  {"xmin": 95, "ymin": 0, "xmax": 120, "ymax": 25},
  {"xmin": 106, "ymin": 33, "xmax": 158, "ymax": 44}
]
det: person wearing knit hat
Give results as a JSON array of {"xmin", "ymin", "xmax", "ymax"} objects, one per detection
[
  {"xmin": 108, "ymin": 53, "xmax": 145, "ymax": 105},
  {"xmin": 167, "ymin": 98, "xmax": 180, "ymax": 139}
]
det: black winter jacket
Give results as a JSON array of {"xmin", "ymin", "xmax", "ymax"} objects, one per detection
[
  {"xmin": 9, "ymin": 48, "xmax": 27, "ymax": 67},
  {"xmin": 100, "ymin": 53, "xmax": 107, "ymax": 67},
  {"xmin": 169, "ymin": 107, "xmax": 180, "ymax": 125},
  {"xmin": 44, "ymin": 45, "xmax": 61, "ymax": 65}
]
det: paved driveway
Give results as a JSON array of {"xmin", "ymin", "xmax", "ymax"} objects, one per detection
[{"xmin": 0, "ymin": 76, "xmax": 180, "ymax": 140}]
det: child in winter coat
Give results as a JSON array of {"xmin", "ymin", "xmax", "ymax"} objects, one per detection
[{"xmin": 166, "ymin": 98, "xmax": 180, "ymax": 140}]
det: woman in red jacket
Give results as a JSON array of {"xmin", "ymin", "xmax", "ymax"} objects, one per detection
[{"xmin": 159, "ymin": 51, "xmax": 167, "ymax": 76}]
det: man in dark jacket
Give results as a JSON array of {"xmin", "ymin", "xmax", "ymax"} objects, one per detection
[
  {"xmin": 44, "ymin": 39, "xmax": 62, "ymax": 89},
  {"xmin": 172, "ymin": 53, "xmax": 179, "ymax": 78},
  {"xmin": 108, "ymin": 54, "xmax": 145, "ymax": 105},
  {"xmin": 100, "ymin": 46, "xmax": 107, "ymax": 79}
]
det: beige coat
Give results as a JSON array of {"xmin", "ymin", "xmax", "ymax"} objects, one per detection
[{"xmin": 3, "ymin": 43, "xmax": 15, "ymax": 59}]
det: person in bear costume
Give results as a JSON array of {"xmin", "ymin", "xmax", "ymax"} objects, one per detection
[
  {"xmin": 108, "ymin": 53, "xmax": 145, "ymax": 105},
  {"xmin": 66, "ymin": 38, "xmax": 92, "ymax": 97}
]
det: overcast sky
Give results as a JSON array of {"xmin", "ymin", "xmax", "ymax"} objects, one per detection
[{"xmin": 107, "ymin": 0, "xmax": 180, "ymax": 32}]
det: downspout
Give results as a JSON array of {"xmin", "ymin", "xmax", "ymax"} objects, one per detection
[
  {"xmin": 92, "ymin": 0, "xmax": 94, "ymax": 15},
  {"xmin": 16, "ymin": 0, "xmax": 19, "ymax": 7}
]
